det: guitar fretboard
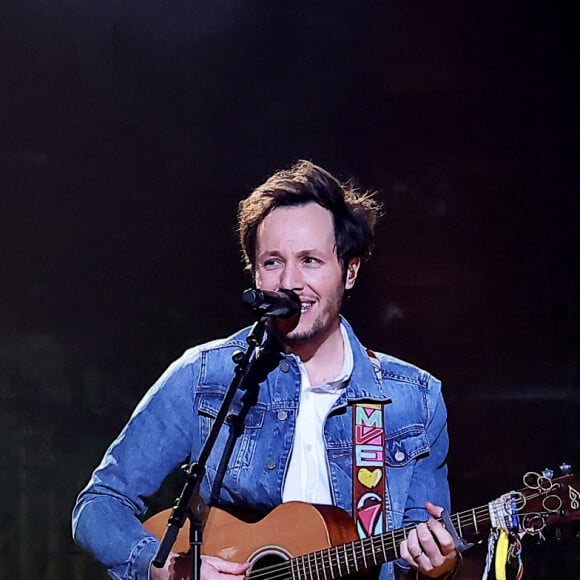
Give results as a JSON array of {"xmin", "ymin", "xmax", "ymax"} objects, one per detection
[{"xmin": 247, "ymin": 505, "xmax": 494, "ymax": 580}]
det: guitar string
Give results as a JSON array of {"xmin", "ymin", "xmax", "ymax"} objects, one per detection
[{"xmin": 246, "ymin": 489, "xmax": 553, "ymax": 580}]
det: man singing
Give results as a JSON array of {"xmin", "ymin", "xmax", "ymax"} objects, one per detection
[{"xmin": 73, "ymin": 161, "xmax": 460, "ymax": 579}]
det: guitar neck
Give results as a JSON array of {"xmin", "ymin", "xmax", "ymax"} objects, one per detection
[{"xmin": 263, "ymin": 505, "xmax": 491, "ymax": 579}]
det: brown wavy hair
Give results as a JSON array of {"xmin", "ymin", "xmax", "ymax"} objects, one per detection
[{"xmin": 238, "ymin": 160, "xmax": 382, "ymax": 275}]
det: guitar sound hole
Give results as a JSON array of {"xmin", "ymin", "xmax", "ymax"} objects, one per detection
[{"xmin": 251, "ymin": 553, "xmax": 286, "ymax": 571}]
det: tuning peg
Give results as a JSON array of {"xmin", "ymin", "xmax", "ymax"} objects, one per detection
[
  {"xmin": 559, "ymin": 463, "xmax": 572, "ymax": 475},
  {"xmin": 542, "ymin": 468, "xmax": 554, "ymax": 479}
]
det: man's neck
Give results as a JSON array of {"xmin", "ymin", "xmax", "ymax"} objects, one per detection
[{"xmin": 287, "ymin": 322, "xmax": 345, "ymax": 386}]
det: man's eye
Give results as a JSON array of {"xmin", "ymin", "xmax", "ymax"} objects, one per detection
[
  {"xmin": 304, "ymin": 256, "xmax": 322, "ymax": 265},
  {"xmin": 263, "ymin": 259, "xmax": 280, "ymax": 268}
]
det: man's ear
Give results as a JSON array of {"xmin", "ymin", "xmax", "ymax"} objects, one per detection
[{"xmin": 345, "ymin": 258, "xmax": 361, "ymax": 290}]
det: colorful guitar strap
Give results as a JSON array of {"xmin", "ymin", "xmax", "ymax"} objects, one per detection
[{"xmin": 352, "ymin": 349, "xmax": 387, "ymax": 538}]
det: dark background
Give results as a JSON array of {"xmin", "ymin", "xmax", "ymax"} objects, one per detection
[{"xmin": 1, "ymin": 1, "xmax": 578, "ymax": 578}]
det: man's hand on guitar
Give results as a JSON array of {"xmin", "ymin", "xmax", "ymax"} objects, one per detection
[
  {"xmin": 150, "ymin": 553, "xmax": 250, "ymax": 579},
  {"xmin": 400, "ymin": 502, "xmax": 458, "ymax": 578},
  {"xmin": 201, "ymin": 555, "xmax": 251, "ymax": 579},
  {"xmin": 149, "ymin": 551, "xmax": 195, "ymax": 580}
]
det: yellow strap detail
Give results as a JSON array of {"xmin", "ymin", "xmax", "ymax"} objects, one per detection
[{"xmin": 494, "ymin": 529, "xmax": 509, "ymax": 580}]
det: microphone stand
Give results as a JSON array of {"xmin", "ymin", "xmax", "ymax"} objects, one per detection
[{"xmin": 152, "ymin": 313, "xmax": 274, "ymax": 579}]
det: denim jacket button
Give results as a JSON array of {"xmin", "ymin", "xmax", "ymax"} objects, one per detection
[
  {"xmin": 394, "ymin": 450, "xmax": 405, "ymax": 462},
  {"xmin": 277, "ymin": 410, "xmax": 288, "ymax": 421},
  {"xmin": 279, "ymin": 360, "xmax": 290, "ymax": 372},
  {"xmin": 266, "ymin": 459, "xmax": 276, "ymax": 470}
]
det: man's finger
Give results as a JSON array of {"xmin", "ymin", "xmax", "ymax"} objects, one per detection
[
  {"xmin": 427, "ymin": 518, "xmax": 457, "ymax": 556},
  {"xmin": 202, "ymin": 555, "xmax": 251, "ymax": 577},
  {"xmin": 425, "ymin": 501, "xmax": 443, "ymax": 518}
]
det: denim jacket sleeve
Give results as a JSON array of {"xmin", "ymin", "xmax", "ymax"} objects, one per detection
[
  {"xmin": 72, "ymin": 353, "xmax": 199, "ymax": 579},
  {"xmin": 386, "ymin": 372, "xmax": 451, "ymax": 580},
  {"xmin": 401, "ymin": 373, "xmax": 450, "ymax": 525}
]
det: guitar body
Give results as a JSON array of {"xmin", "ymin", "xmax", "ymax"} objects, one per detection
[{"xmin": 145, "ymin": 501, "xmax": 358, "ymax": 563}]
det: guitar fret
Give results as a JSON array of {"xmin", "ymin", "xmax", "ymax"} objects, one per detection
[
  {"xmin": 323, "ymin": 549, "xmax": 330, "ymax": 580},
  {"xmin": 290, "ymin": 555, "xmax": 295, "ymax": 580},
  {"xmin": 321, "ymin": 551, "xmax": 328, "ymax": 580},
  {"xmin": 344, "ymin": 544, "xmax": 350, "ymax": 576},
  {"xmin": 335, "ymin": 545, "xmax": 342, "ymax": 578},
  {"xmin": 370, "ymin": 536, "xmax": 377, "ymax": 565},
  {"xmin": 352, "ymin": 541, "xmax": 359, "ymax": 573},
  {"xmin": 302, "ymin": 553, "xmax": 309, "ymax": 579},
  {"xmin": 361, "ymin": 539, "xmax": 368, "ymax": 569},
  {"xmin": 329, "ymin": 547, "xmax": 336, "ymax": 579},
  {"xmin": 391, "ymin": 529, "xmax": 398, "ymax": 559},
  {"xmin": 472, "ymin": 508, "xmax": 479, "ymax": 534},
  {"xmin": 312, "ymin": 551, "xmax": 319, "ymax": 580},
  {"xmin": 455, "ymin": 513, "xmax": 463, "ymax": 537}
]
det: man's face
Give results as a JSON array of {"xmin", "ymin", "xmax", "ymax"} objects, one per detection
[{"xmin": 254, "ymin": 202, "xmax": 359, "ymax": 348}]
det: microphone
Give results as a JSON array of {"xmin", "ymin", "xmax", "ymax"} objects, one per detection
[{"xmin": 242, "ymin": 288, "xmax": 301, "ymax": 319}]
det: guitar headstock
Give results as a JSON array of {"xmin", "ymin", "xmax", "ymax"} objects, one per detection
[{"xmin": 510, "ymin": 464, "xmax": 580, "ymax": 535}]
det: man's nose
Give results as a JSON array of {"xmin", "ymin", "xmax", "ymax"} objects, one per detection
[{"xmin": 279, "ymin": 262, "xmax": 303, "ymax": 291}]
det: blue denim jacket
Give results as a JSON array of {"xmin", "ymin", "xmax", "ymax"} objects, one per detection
[{"xmin": 72, "ymin": 318, "xmax": 451, "ymax": 579}]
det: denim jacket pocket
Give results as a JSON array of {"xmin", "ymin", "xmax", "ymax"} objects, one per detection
[
  {"xmin": 196, "ymin": 392, "xmax": 266, "ymax": 473},
  {"xmin": 385, "ymin": 426, "xmax": 430, "ymax": 467}
]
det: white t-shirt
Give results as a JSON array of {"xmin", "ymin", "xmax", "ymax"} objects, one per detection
[{"xmin": 281, "ymin": 323, "xmax": 354, "ymax": 504}]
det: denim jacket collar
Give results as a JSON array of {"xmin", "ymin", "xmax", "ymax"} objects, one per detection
[{"xmin": 340, "ymin": 316, "xmax": 392, "ymax": 403}]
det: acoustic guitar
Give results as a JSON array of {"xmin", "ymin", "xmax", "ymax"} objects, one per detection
[{"xmin": 144, "ymin": 468, "xmax": 579, "ymax": 579}]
